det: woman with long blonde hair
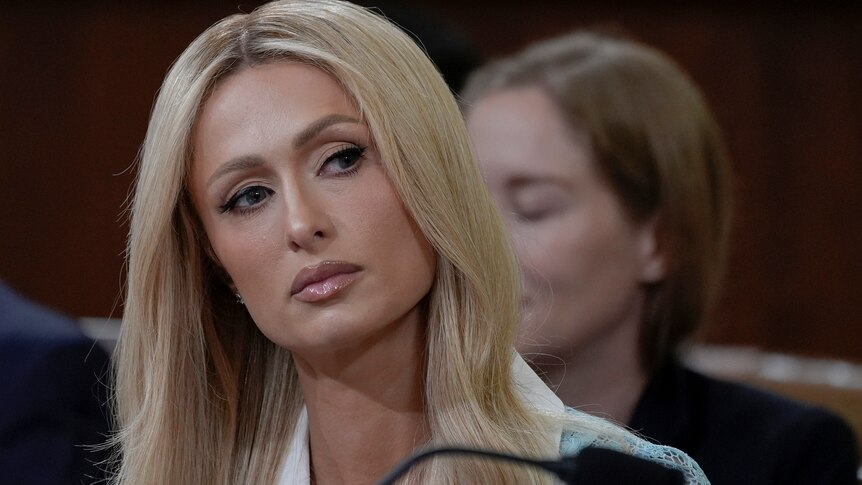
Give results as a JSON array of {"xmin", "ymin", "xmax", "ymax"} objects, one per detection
[{"xmin": 112, "ymin": 2, "xmax": 709, "ymax": 484}]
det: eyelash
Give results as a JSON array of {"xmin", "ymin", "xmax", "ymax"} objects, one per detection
[
  {"xmin": 318, "ymin": 144, "xmax": 366, "ymax": 177},
  {"xmin": 218, "ymin": 185, "xmax": 273, "ymax": 215},
  {"xmin": 513, "ymin": 203, "xmax": 563, "ymax": 223},
  {"xmin": 217, "ymin": 145, "xmax": 367, "ymax": 215},
  {"xmin": 515, "ymin": 210, "xmax": 551, "ymax": 223}
]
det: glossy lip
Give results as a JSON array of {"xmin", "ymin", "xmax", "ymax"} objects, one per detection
[{"xmin": 291, "ymin": 261, "xmax": 362, "ymax": 303}]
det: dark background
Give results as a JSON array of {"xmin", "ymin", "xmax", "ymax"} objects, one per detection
[{"xmin": 1, "ymin": 1, "xmax": 860, "ymax": 362}]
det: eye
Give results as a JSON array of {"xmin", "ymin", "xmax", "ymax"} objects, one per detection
[
  {"xmin": 318, "ymin": 145, "xmax": 366, "ymax": 176},
  {"xmin": 510, "ymin": 185, "xmax": 571, "ymax": 223},
  {"xmin": 219, "ymin": 185, "xmax": 274, "ymax": 214},
  {"xmin": 513, "ymin": 208, "xmax": 556, "ymax": 223},
  {"xmin": 511, "ymin": 199, "xmax": 569, "ymax": 224}
]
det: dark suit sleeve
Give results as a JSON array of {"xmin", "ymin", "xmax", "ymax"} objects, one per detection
[
  {"xmin": 775, "ymin": 406, "xmax": 860, "ymax": 485},
  {"xmin": 0, "ymin": 338, "xmax": 112, "ymax": 485}
]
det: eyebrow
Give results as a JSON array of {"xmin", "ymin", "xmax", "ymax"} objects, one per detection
[
  {"xmin": 292, "ymin": 113, "xmax": 361, "ymax": 149},
  {"xmin": 205, "ymin": 113, "xmax": 362, "ymax": 189},
  {"xmin": 507, "ymin": 174, "xmax": 572, "ymax": 191},
  {"xmin": 206, "ymin": 155, "xmax": 265, "ymax": 189}
]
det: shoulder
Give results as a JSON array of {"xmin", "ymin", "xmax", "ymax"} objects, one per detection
[
  {"xmin": 0, "ymin": 281, "xmax": 86, "ymax": 344},
  {"xmin": 646, "ymin": 361, "xmax": 854, "ymax": 443},
  {"xmin": 677, "ymin": 367, "xmax": 859, "ymax": 483},
  {"xmin": 0, "ymin": 282, "xmax": 111, "ymax": 483},
  {"xmin": 686, "ymin": 368, "xmax": 854, "ymax": 443},
  {"xmin": 0, "ymin": 281, "xmax": 104, "ymax": 373},
  {"xmin": 560, "ymin": 407, "xmax": 711, "ymax": 485},
  {"xmin": 0, "ymin": 281, "xmax": 109, "ymax": 405}
]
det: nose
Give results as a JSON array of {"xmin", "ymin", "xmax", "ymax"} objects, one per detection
[{"xmin": 283, "ymin": 185, "xmax": 333, "ymax": 252}]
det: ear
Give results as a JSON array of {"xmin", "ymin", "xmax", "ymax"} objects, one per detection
[{"xmin": 636, "ymin": 213, "xmax": 667, "ymax": 284}]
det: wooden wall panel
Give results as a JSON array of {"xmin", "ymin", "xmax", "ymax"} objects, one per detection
[
  {"xmin": 1, "ymin": 2, "xmax": 859, "ymax": 361},
  {"xmin": 0, "ymin": 4, "xmax": 236, "ymax": 318},
  {"xmin": 428, "ymin": 2, "xmax": 862, "ymax": 361}
]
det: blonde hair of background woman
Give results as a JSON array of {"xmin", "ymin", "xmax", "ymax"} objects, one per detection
[
  {"xmin": 462, "ymin": 31, "xmax": 732, "ymax": 373},
  {"xmin": 112, "ymin": 1, "xmax": 630, "ymax": 484}
]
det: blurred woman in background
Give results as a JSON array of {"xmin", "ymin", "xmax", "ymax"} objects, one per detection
[{"xmin": 463, "ymin": 31, "xmax": 858, "ymax": 484}]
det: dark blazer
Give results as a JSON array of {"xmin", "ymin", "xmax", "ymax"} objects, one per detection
[
  {"xmin": 629, "ymin": 358, "xmax": 860, "ymax": 485},
  {"xmin": 0, "ymin": 281, "xmax": 111, "ymax": 484}
]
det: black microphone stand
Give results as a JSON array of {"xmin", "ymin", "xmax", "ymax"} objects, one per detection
[
  {"xmin": 375, "ymin": 445, "xmax": 685, "ymax": 485},
  {"xmin": 375, "ymin": 446, "xmax": 577, "ymax": 485}
]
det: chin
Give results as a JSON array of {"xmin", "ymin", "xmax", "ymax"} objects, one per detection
[{"xmin": 282, "ymin": 320, "xmax": 364, "ymax": 353}]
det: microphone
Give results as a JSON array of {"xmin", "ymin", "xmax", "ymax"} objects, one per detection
[
  {"xmin": 375, "ymin": 445, "xmax": 685, "ymax": 485},
  {"xmin": 561, "ymin": 446, "xmax": 686, "ymax": 485}
]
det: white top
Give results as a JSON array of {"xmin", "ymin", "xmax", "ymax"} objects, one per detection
[{"xmin": 278, "ymin": 405, "xmax": 311, "ymax": 485}]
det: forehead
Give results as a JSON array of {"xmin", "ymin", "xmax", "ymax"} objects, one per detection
[
  {"xmin": 467, "ymin": 86, "xmax": 593, "ymax": 181},
  {"xmin": 198, "ymin": 61, "xmax": 356, "ymax": 131},
  {"xmin": 190, "ymin": 62, "xmax": 360, "ymax": 175}
]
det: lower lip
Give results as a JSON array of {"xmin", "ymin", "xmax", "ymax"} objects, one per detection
[{"xmin": 292, "ymin": 272, "xmax": 359, "ymax": 303}]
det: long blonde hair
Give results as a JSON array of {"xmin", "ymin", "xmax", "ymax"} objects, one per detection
[{"xmin": 114, "ymin": 1, "xmax": 573, "ymax": 483}]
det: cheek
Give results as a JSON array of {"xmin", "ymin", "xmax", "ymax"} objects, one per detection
[
  {"xmin": 545, "ymin": 211, "xmax": 645, "ymax": 313},
  {"xmin": 516, "ymin": 220, "xmax": 584, "ymax": 289},
  {"xmin": 516, "ymin": 210, "xmax": 639, "ymax": 305},
  {"xmin": 359, "ymin": 183, "xmax": 435, "ymax": 292},
  {"xmin": 205, "ymin": 216, "xmax": 281, "ymax": 289}
]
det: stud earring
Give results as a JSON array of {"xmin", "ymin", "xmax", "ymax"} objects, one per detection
[{"xmin": 234, "ymin": 293, "xmax": 245, "ymax": 305}]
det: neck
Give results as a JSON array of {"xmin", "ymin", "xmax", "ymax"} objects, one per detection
[
  {"xmin": 533, "ymin": 314, "xmax": 647, "ymax": 425},
  {"xmin": 293, "ymin": 310, "xmax": 428, "ymax": 485}
]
